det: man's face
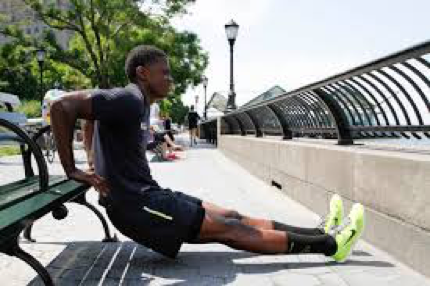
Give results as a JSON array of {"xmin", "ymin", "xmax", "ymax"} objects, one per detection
[{"xmin": 144, "ymin": 59, "xmax": 173, "ymax": 100}]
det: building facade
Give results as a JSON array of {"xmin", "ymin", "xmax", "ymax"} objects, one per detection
[{"xmin": 0, "ymin": 0, "xmax": 73, "ymax": 49}]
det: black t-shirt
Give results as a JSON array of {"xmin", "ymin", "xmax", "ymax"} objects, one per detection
[
  {"xmin": 91, "ymin": 84, "xmax": 159, "ymax": 204},
  {"xmin": 187, "ymin": 111, "xmax": 200, "ymax": 127}
]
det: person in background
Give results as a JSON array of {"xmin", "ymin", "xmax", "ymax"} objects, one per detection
[
  {"xmin": 150, "ymin": 105, "xmax": 183, "ymax": 152},
  {"xmin": 187, "ymin": 105, "xmax": 200, "ymax": 146},
  {"xmin": 164, "ymin": 113, "xmax": 175, "ymax": 142}
]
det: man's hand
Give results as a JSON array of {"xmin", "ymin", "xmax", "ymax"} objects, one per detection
[{"xmin": 68, "ymin": 169, "xmax": 110, "ymax": 197}]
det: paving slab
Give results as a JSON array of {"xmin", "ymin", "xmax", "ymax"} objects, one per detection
[{"xmin": 0, "ymin": 136, "xmax": 429, "ymax": 285}]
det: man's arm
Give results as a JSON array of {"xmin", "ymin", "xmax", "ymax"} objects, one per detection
[
  {"xmin": 82, "ymin": 120, "xmax": 94, "ymax": 170},
  {"xmin": 50, "ymin": 91, "xmax": 109, "ymax": 196}
]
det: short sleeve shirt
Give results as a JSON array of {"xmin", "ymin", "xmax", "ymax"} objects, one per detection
[{"xmin": 91, "ymin": 84, "xmax": 159, "ymax": 203}]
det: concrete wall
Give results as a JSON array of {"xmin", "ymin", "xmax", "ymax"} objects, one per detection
[{"xmin": 218, "ymin": 134, "xmax": 430, "ymax": 277}]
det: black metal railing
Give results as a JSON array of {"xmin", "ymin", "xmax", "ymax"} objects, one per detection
[{"xmin": 212, "ymin": 40, "xmax": 430, "ymax": 145}]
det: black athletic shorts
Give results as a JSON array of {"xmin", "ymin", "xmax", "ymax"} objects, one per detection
[{"xmin": 105, "ymin": 187, "xmax": 205, "ymax": 259}]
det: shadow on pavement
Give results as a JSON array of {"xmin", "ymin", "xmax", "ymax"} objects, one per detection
[
  {"xmin": 186, "ymin": 142, "xmax": 217, "ymax": 150},
  {"xmin": 27, "ymin": 241, "xmax": 394, "ymax": 285}
]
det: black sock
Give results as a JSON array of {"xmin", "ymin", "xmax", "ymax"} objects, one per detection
[
  {"xmin": 286, "ymin": 232, "xmax": 337, "ymax": 256},
  {"xmin": 273, "ymin": 221, "xmax": 324, "ymax": 236}
]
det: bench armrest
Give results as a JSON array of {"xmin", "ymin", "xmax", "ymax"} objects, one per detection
[{"xmin": 0, "ymin": 118, "xmax": 49, "ymax": 192}]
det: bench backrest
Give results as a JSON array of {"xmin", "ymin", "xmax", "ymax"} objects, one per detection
[{"xmin": 0, "ymin": 112, "xmax": 28, "ymax": 146}]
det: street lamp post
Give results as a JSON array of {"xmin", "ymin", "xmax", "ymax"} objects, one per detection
[
  {"xmin": 225, "ymin": 19, "xmax": 239, "ymax": 112},
  {"xmin": 202, "ymin": 75, "xmax": 208, "ymax": 119},
  {"xmin": 36, "ymin": 48, "xmax": 46, "ymax": 104}
]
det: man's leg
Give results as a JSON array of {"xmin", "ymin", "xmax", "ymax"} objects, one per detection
[
  {"xmin": 170, "ymin": 191, "xmax": 336, "ymax": 256},
  {"xmin": 160, "ymin": 142, "xmax": 172, "ymax": 159},
  {"xmin": 189, "ymin": 128, "xmax": 193, "ymax": 146},
  {"xmin": 202, "ymin": 201, "xmax": 323, "ymax": 236},
  {"xmin": 191, "ymin": 212, "xmax": 337, "ymax": 256},
  {"xmin": 164, "ymin": 134, "xmax": 183, "ymax": 151},
  {"xmin": 193, "ymin": 128, "xmax": 198, "ymax": 144}
]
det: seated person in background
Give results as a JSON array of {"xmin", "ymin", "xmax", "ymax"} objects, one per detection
[
  {"xmin": 163, "ymin": 114, "xmax": 175, "ymax": 142},
  {"xmin": 147, "ymin": 125, "xmax": 179, "ymax": 161},
  {"xmin": 150, "ymin": 103, "xmax": 183, "ymax": 151}
]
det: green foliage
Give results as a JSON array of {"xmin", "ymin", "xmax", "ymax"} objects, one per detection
[
  {"xmin": 159, "ymin": 99, "xmax": 172, "ymax": 117},
  {"xmin": 17, "ymin": 100, "xmax": 42, "ymax": 118},
  {"xmin": 0, "ymin": 146, "xmax": 21, "ymax": 157},
  {"xmin": 0, "ymin": 0, "xmax": 207, "ymax": 122},
  {"xmin": 0, "ymin": 43, "xmax": 39, "ymax": 100},
  {"xmin": 170, "ymin": 97, "xmax": 189, "ymax": 124},
  {"xmin": 0, "ymin": 41, "xmax": 90, "ymax": 101}
]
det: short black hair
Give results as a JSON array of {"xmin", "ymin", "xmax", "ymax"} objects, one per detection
[{"xmin": 125, "ymin": 45, "xmax": 167, "ymax": 83}]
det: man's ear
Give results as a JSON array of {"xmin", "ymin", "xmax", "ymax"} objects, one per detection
[{"xmin": 136, "ymin": 66, "xmax": 148, "ymax": 82}]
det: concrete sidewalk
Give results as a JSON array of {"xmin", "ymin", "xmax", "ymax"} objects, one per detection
[{"xmin": 0, "ymin": 138, "xmax": 429, "ymax": 285}]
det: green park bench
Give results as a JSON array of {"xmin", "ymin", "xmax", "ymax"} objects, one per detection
[{"xmin": 0, "ymin": 93, "xmax": 117, "ymax": 286}]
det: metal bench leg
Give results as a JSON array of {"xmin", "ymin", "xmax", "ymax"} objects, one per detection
[
  {"xmin": 72, "ymin": 194, "xmax": 118, "ymax": 242},
  {"xmin": 14, "ymin": 245, "xmax": 54, "ymax": 285},
  {"xmin": 23, "ymin": 223, "xmax": 36, "ymax": 242},
  {"xmin": 2, "ymin": 237, "xmax": 54, "ymax": 286}
]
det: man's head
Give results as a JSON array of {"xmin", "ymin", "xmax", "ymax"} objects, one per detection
[
  {"xmin": 125, "ymin": 45, "xmax": 172, "ymax": 101},
  {"xmin": 190, "ymin": 105, "xmax": 195, "ymax": 111}
]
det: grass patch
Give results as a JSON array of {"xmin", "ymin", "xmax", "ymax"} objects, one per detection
[
  {"xmin": 17, "ymin": 100, "xmax": 42, "ymax": 118},
  {"xmin": 0, "ymin": 145, "xmax": 21, "ymax": 157}
]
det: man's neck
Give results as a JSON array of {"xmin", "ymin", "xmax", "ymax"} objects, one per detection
[{"xmin": 134, "ymin": 81, "xmax": 156, "ymax": 104}]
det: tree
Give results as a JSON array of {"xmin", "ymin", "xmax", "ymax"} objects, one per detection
[
  {"xmin": 0, "ymin": 41, "xmax": 91, "ymax": 100},
  {"xmin": 0, "ymin": 0, "xmax": 208, "ymax": 121},
  {"xmin": 0, "ymin": 43, "xmax": 39, "ymax": 100},
  {"xmin": 0, "ymin": 0, "xmax": 200, "ymax": 88},
  {"xmin": 169, "ymin": 97, "xmax": 189, "ymax": 124},
  {"xmin": 107, "ymin": 25, "xmax": 208, "ymax": 93}
]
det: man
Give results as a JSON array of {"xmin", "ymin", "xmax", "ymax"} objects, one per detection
[
  {"xmin": 187, "ymin": 105, "xmax": 200, "ymax": 146},
  {"xmin": 50, "ymin": 45, "xmax": 364, "ymax": 261}
]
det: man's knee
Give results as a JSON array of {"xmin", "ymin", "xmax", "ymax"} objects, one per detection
[
  {"xmin": 225, "ymin": 210, "xmax": 244, "ymax": 221},
  {"xmin": 197, "ymin": 213, "xmax": 255, "ymax": 243}
]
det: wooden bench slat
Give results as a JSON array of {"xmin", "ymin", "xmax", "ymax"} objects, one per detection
[
  {"xmin": 0, "ymin": 177, "xmax": 40, "ymax": 195},
  {"xmin": 0, "ymin": 179, "xmax": 89, "ymax": 231},
  {"xmin": 0, "ymin": 176, "xmax": 67, "ymax": 211}
]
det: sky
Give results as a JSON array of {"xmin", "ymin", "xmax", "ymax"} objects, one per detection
[{"xmin": 172, "ymin": 0, "xmax": 430, "ymax": 114}]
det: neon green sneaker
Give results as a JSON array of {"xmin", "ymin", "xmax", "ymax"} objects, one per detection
[
  {"xmin": 319, "ymin": 194, "xmax": 344, "ymax": 233},
  {"xmin": 331, "ymin": 203, "xmax": 365, "ymax": 263}
]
